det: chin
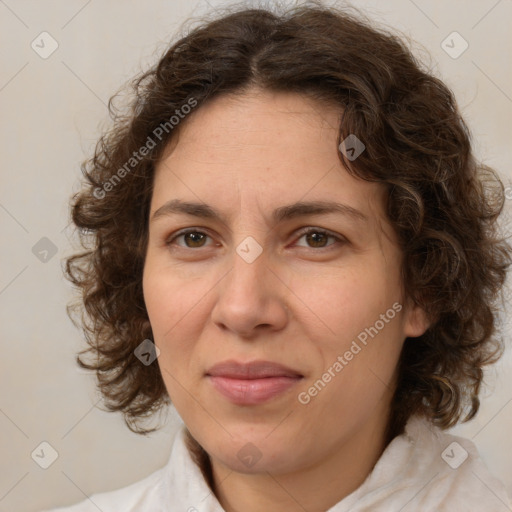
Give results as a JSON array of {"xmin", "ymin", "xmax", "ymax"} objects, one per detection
[{"xmin": 204, "ymin": 428, "xmax": 303, "ymax": 475}]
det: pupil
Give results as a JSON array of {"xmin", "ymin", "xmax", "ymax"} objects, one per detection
[
  {"xmin": 186, "ymin": 232, "xmax": 205, "ymax": 247},
  {"xmin": 308, "ymin": 232, "xmax": 326, "ymax": 247}
]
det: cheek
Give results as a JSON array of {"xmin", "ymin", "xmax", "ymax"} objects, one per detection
[
  {"xmin": 299, "ymin": 303, "xmax": 404, "ymax": 429},
  {"xmin": 142, "ymin": 265, "xmax": 208, "ymax": 380},
  {"xmin": 293, "ymin": 266, "xmax": 395, "ymax": 341},
  {"xmin": 299, "ymin": 265, "xmax": 404, "ymax": 389},
  {"xmin": 143, "ymin": 261, "xmax": 203, "ymax": 334},
  {"xmin": 143, "ymin": 270, "xmax": 182, "ymax": 371},
  {"xmin": 143, "ymin": 271, "xmax": 170, "ymax": 336}
]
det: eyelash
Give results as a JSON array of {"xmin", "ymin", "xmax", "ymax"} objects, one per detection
[{"xmin": 165, "ymin": 227, "xmax": 346, "ymax": 251}]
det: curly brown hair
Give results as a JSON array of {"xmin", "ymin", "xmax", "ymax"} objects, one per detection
[{"xmin": 65, "ymin": 1, "xmax": 512, "ymax": 440}]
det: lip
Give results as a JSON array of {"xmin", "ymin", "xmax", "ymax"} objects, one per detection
[
  {"xmin": 206, "ymin": 360, "xmax": 303, "ymax": 379},
  {"xmin": 206, "ymin": 360, "xmax": 303, "ymax": 405}
]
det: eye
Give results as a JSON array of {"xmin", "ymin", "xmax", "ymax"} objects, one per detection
[
  {"xmin": 294, "ymin": 227, "xmax": 345, "ymax": 249},
  {"xmin": 166, "ymin": 229, "xmax": 214, "ymax": 249},
  {"xmin": 165, "ymin": 227, "xmax": 346, "ymax": 251}
]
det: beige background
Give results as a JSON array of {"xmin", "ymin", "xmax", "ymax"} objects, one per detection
[{"xmin": 1, "ymin": 0, "xmax": 511, "ymax": 510}]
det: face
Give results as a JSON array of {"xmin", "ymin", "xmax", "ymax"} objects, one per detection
[{"xmin": 142, "ymin": 89, "xmax": 428, "ymax": 476}]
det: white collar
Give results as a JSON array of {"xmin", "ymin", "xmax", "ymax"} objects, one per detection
[
  {"xmin": 155, "ymin": 415, "xmax": 511, "ymax": 511},
  {"xmin": 158, "ymin": 426, "xmax": 224, "ymax": 511}
]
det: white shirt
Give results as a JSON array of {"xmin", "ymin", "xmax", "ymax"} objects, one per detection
[{"xmin": 43, "ymin": 416, "xmax": 512, "ymax": 511}]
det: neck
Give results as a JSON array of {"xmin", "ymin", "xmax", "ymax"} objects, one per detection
[{"xmin": 205, "ymin": 410, "xmax": 392, "ymax": 512}]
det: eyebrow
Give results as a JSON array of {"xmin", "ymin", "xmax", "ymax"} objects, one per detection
[{"xmin": 151, "ymin": 199, "xmax": 369, "ymax": 225}]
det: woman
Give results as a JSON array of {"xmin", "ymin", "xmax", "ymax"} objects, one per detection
[{"xmin": 47, "ymin": 2, "xmax": 512, "ymax": 510}]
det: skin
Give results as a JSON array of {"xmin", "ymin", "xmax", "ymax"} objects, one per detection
[{"xmin": 142, "ymin": 88, "xmax": 430, "ymax": 512}]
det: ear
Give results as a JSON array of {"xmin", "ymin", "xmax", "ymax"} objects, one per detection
[{"xmin": 402, "ymin": 297, "xmax": 432, "ymax": 338}]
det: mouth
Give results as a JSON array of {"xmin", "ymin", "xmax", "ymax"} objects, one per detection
[{"xmin": 206, "ymin": 360, "xmax": 304, "ymax": 405}]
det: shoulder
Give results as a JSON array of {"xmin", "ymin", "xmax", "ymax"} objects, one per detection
[
  {"xmin": 38, "ymin": 425, "xmax": 217, "ymax": 512},
  {"xmin": 41, "ymin": 467, "xmax": 166, "ymax": 512},
  {"xmin": 401, "ymin": 415, "xmax": 512, "ymax": 510},
  {"xmin": 339, "ymin": 415, "xmax": 511, "ymax": 511},
  {"xmin": 38, "ymin": 425, "xmax": 206, "ymax": 512}
]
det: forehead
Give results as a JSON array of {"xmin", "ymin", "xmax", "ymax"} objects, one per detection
[
  {"xmin": 151, "ymin": 89, "xmax": 391, "ymax": 237},
  {"xmin": 161, "ymin": 89, "xmax": 341, "ymax": 161}
]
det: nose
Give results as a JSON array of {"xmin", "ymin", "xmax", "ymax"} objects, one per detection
[{"xmin": 210, "ymin": 244, "xmax": 289, "ymax": 338}]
